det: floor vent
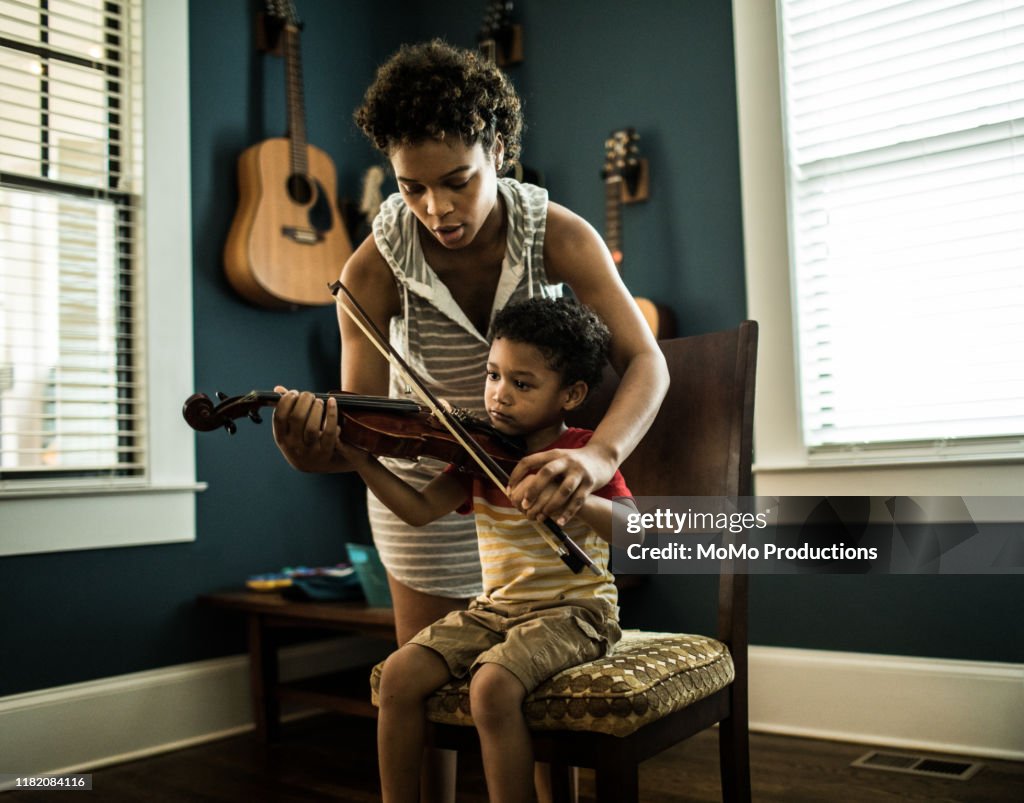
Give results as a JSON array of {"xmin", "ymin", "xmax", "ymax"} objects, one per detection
[{"xmin": 852, "ymin": 751, "xmax": 984, "ymax": 781}]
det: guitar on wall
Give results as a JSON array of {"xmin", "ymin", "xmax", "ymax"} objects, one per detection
[
  {"xmin": 477, "ymin": 0, "xmax": 522, "ymax": 67},
  {"xmin": 224, "ymin": 0, "xmax": 352, "ymax": 308},
  {"xmin": 602, "ymin": 128, "xmax": 675, "ymax": 339},
  {"xmin": 476, "ymin": 1, "xmax": 543, "ymax": 185}
]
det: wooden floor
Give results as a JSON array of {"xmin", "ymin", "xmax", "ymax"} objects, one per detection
[{"xmin": 7, "ymin": 714, "xmax": 1022, "ymax": 802}]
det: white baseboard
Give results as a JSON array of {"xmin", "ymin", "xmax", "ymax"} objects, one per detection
[
  {"xmin": 749, "ymin": 645, "xmax": 1024, "ymax": 761},
  {"xmin": 1, "ymin": 642, "xmax": 1020, "ymax": 785},
  {"xmin": 0, "ymin": 636, "xmax": 392, "ymax": 786}
]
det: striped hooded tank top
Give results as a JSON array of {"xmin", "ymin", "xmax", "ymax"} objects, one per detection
[{"xmin": 367, "ymin": 177, "xmax": 562, "ymax": 598}]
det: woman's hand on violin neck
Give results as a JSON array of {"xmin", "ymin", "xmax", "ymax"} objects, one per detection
[
  {"xmin": 505, "ymin": 443, "xmax": 617, "ymax": 526},
  {"xmin": 272, "ymin": 386, "xmax": 343, "ymax": 473}
]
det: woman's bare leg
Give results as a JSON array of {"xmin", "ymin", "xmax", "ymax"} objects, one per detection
[{"xmin": 385, "ymin": 572, "xmax": 469, "ymax": 803}]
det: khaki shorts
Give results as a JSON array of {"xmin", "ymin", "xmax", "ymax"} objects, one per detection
[{"xmin": 408, "ymin": 597, "xmax": 621, "ymax": 694}]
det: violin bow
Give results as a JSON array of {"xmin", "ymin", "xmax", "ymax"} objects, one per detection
[{"xmin": 329, "ymin": 279, "xmax": 599, "ymax": 576}]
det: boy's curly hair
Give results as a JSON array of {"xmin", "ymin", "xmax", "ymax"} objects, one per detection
[
  {"xmin": 354, "ymin": 40, "xmax": 523, "ymax": 172},
  {"xmin": 492, "ymin": 298, "xmax": 611, "ymax": 392}
]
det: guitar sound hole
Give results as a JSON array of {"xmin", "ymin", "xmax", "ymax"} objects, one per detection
[{"xmin": 286, "ymin": 174, "xmax": 313, "ymax": 205}]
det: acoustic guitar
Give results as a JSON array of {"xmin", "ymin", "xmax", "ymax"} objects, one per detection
[
  {"xmin": 224, "ymin": 0, "xmax": 352, "ymax": 308},
  {"xmin": 602, "ymin": 128, "xmax": 675, "ymax": 338}
]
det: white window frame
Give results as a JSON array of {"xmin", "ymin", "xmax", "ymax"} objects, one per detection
[
  {"xmin": 0, "ymin": 0, "xmax": 200, "ymax": 556},
  {"xmin": 731, "ymin": 0, "xmax": 1024, "ymax": 497}
]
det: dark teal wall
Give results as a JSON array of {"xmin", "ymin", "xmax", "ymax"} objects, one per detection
[{"xmin": 1, "ymin": 0, "xmax": 1019, "ymax": 698}]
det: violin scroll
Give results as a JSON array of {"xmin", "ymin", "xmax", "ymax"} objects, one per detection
[
  {"xmin": 182, "ymin": 393, "xmax": 216, "ymax": 431},
  {"xmin": 182, "ymin": 391, "xmax": 271, "ymax": 434}
]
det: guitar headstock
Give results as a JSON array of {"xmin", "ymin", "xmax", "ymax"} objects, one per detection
[
  {"xmin": 477, "ymin": 0, "xmax": 522, "ymax": 67},
  {"xmin": 359, "ymin": 165, "xmax": 387, "ymax": 220},
  {"xmin": 257, "ymin": 0, "xmax": 301, "ymax": 54},
  {"xmin": 602, "ymin": 128, "xmax": 648, "ymax": 203},
  {"xmin": 264, "ymin": 0, "xmax": 301, "ymax": 27},
  {"xmin": 602, "ymin": 128, "xmax": 639, "ymax": 181}
]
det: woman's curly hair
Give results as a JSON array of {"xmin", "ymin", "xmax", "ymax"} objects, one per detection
[
  {"xmin": 492, "ymin": 298, "xmax": 611, "ymax": 392},
  {"xmin": 354, "ymin": 39, "xmax": 523, "ymax": 172}
]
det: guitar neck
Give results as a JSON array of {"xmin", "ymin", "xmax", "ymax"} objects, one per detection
[
  {"xmin": 283, "ymin": 24, "xmax": 308, "ymax": 176},
  {"xmin": 604, "ymin": 177, "xmax": 624, "ymax": 270}
]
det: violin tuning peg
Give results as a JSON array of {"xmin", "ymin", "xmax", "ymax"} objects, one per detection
[
  {"xmin": 216, "ymin": 391, "xmax": 228, "ymax": 401},
  {"xmin": 223, "ymin": 420, "xmax": 237, "ymax": 435},
  {"xmin": 248, "ymin": 410, "xmax": 263, "ymax": 424}
]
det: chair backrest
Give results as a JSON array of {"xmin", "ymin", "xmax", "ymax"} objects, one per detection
[
  {"xmin": 573, "ymin": 321, "xmax": 757, "ymax": 497},
  {"xmin": 570, "ymin": 321, "xmax": 757, "ymax": 499},
  {"xmin": 568, "ymin": 321, "xmax": 758, "ymax": 657}
]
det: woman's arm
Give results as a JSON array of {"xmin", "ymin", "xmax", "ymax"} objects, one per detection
[
  {"xmin": 271, "ymin": 236, "xmax": 399, "ymax": 473},
  {"xmin": 339, "ymin": 442, "xmax": 468, "ymax": 527},
  {"xmin": 506, "ymin": 202, "xmax": 669, "ymax": 524}
]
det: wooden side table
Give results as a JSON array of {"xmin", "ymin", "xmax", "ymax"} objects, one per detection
[{"xmin": 200, "ymin": 590, "xmax": 396, "ymax": 741}]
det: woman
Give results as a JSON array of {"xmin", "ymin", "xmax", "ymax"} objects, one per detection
[{"xmin": 272, "ymin": 39, "xmax": 668, "ymax": 801}]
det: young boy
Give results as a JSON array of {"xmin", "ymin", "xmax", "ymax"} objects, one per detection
[{"xmin": 338, "ymin": 297, "xmax": 640, "ymax": 803}]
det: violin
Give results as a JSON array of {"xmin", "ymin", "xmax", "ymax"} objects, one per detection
[
  {"xmin": 184, "ymin": 281, "xmax": 597, "ymax": 576},
  {"xmin": 182, "ymin": 389, "xmax": 525, "ymax": 476}
]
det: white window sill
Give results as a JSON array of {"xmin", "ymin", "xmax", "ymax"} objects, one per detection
[
  {"xmin": 756, "ymin": 450, "xmax": 1024, "ymax": 473},
  {"xmin": 0, "ymin": 481, "xmax": 208, "ymax": 499},
  {"xmin": 753, "ymin": 459, "xmax": 1024, "ymax": 498},
  {"xmin": 0, "ymin": 484, "xmax": 206, "ymax": 557}
]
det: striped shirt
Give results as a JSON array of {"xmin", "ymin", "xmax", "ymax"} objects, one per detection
[
  {"xmin": 367, "ymin": 178, "xmax": 562, "ymax": 598},
  {"xmin": 446, "ymin": 428, "xmax": 629, "ymax": 614}
]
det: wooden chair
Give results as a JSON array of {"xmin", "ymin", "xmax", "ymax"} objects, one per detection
[{"xmin": 373, "ymin": 321, "xmax": 758, "ymax": 802}]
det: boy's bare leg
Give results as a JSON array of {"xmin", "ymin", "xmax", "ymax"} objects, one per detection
[
  {"xmin": 470, "ymin": 663, "xmax": 533, "ymax": 803},
  {"xmin": 385, "ymin": 574, "xmax": 468, "ymax": 803},
  {"xmin": 377, "ymin": 644, "xmax": 453, "ymax": 803}
]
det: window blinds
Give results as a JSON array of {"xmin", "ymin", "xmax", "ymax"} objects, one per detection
[
  {"xmin": 777, "ymin": 0, "xmax": 1024, "ymax": 452},
  {"xmin": 0, "ymin": 0, "xmax": 145, "ymax": 481}
]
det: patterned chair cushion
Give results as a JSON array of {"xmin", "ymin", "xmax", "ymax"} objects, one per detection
[{"xmin": 369, "ymin": 629, "xmax": 735, "ymax": 738}]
